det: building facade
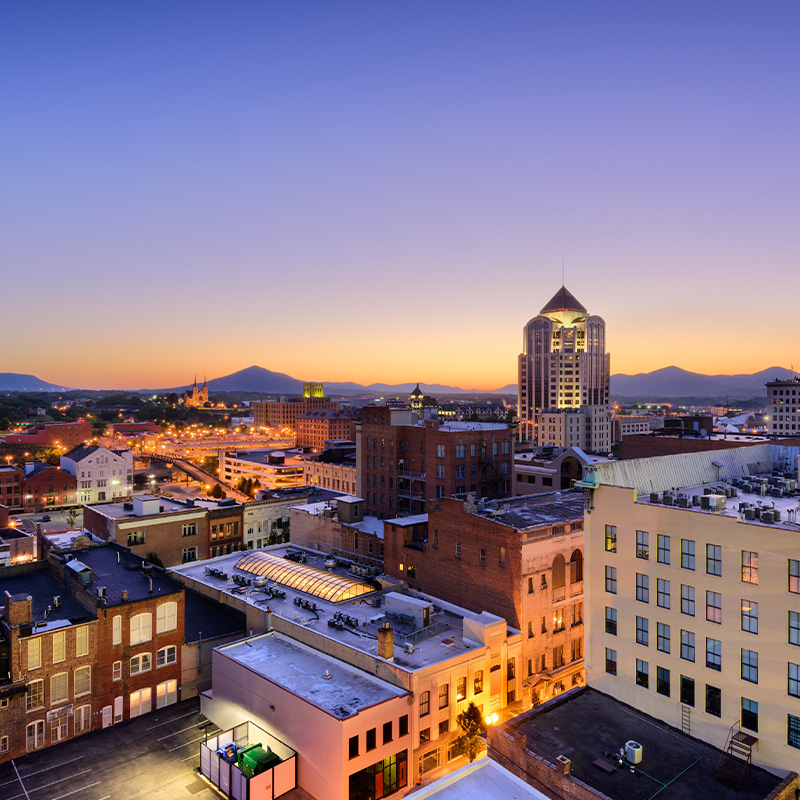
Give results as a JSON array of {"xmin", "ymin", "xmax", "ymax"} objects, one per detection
[
  {"xmin": 251, "ymin": 396, "xmax": 338, "ymax": 431},
  {"xmin": 768, "ymin": 377, "xmax": 800, "ymax": 436},
  {"xmin": 220, "ymin": 449, "xmax": 307, "ymax": 490},
  {"xmin": 0, "ymin": 466, "xmax": 23, "ymax": 511},
  {"xmin": 517, "ymin": 286, "xmax": 611, "ymax": 452},
  {"xmin": 22, "ymin": 462, "xmax": 77, "ymax": 511},
  {"xmin": 60, "ymin": 445, "xmax": 133, "ymax": 505},
  {"xmin": 4, "ymin": 421, "xmax": 92, "ymax": 448},
  {"xmin": 582, "ymin": 443, "xmax": 800, "ymax": 776},
  {"xmin": 360, "ymin": 407, "xmax": 513, "ymax": 519},
  {"xmin": 296, "ymin": 410, "xmax": 356, "ymax": 450}
]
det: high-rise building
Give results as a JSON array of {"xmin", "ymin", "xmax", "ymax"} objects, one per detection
[
  {"xmin": 517, "ymin": 286, "xmax": 612, "ymax": 452},
  {"xmin": 767, "ymin": 377, "xmax": 800, "ymax": 436}
]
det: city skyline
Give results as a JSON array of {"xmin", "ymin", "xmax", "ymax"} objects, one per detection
[{"xmin": 3, "ymin": 2, "xmax": 798, "ymax": 390}]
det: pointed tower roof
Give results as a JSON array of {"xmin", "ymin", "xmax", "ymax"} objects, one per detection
[
  {"xmin": 410, "ymin": 383, "xmax": 423, "ymax": 398},
  {"xmin": 540, "ymin": 286, "xmax": 588, "ymax": 315}
]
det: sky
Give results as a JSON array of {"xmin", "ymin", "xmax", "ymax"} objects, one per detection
[{"xmin": 1, "ymin": 2, "xmax": 797, "ymax": 391}]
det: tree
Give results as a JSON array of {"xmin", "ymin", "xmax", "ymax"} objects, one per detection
[
  {"xmin": 146, "ymin": 553, "xmax": 165, "ymax": 569},
  {"xmin": 243, "ymin": 477, "xmax": 253, "ymax": 497},
  {"xmin": 452, "ymin": 702, "xmax": 487, "ymax": 763},
  {"xmin": 0, "ymin": 418, "xmax": 9, "ymax": 431},
  {"xmin": 66, "ymin": 508, "xmax": 79, "ymax": 529},
  {"xmin": 209, "ymin": 483, "xmax": 226, "ymax": 499}
]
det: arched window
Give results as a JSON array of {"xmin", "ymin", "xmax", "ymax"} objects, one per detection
[
  {"xmin": 156, "ymin": 602, "xmax": 178, "ymax": 634},
  {"xmin": 552, "ymin": 554, "xmax": 566, "ymax": 589},
  {"xmin": 570, "ymin": 549, "xmax": 584, "ymax": 583}
]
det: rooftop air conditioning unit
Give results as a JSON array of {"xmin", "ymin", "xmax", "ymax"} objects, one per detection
[
  {"xmin": 403, "ymin": 642, "xmax": 414, "ymax": 654},
  {"xmin": 625, "ymin": 740, "xmax": 643, "ymax": 764}
]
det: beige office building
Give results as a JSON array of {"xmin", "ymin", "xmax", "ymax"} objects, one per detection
[{"xmin": 581, "ymin": 443, "xmax": 800, "ymax": 777}]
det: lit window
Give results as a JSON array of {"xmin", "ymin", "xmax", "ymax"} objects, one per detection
[
  {"xmin": 130, "ymin": 613, "xmax": 152, "ymax": 645},
  {"xmin": 156, "ymin": 602, "xmax": 177, "ymax": 633},
  {"xmin": 742, "ymin": 551, "xmax": 758, "ymax": 584},
  {"xmin": 604, "ymin": 525, "xmax": 617, "ymax": 553}
]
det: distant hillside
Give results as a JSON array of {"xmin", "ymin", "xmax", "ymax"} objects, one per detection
[
  {"xmin": 610, "ymin": 366, "xmax": 794, "ymax": 400},
  {"xmin": 0, "ymin": 373, "xmax": 73, "ymax": 392}
]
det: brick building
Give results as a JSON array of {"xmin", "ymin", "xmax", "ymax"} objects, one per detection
[
  {"xmin": 207, "ymin": 502, "xmax": 244, "ymax": 558},
  {"xmin": 360, "ymin": 407, "xmax": 513, "ymax": 518},
  {"xmin": 295, "ymin": 410, "xmax": 356, "ymax": 450},
  {"xmin": 302, "ymin": 441, "xmax": 358, "ymax": 495},
  {"xmin": 22, "ymin": 462, "xmax": 77, "ymax": 511},
  {"xmin": 83, "ymin": 495, "xmax": 211, "ymax": 567},
  {"xmin": 4, "ymin": 421, "xmax": 92, "ymax": 448},
  {"xmin": 0, "ymin": 542, "xmax": 184, "ymax": 763},
  {"xmin": 251, "ymin": 396, "xmax": 337, "ymax": 431},
  {"xmin": 0, "ymin": 466, "xmax": 23, "ymax": 511},
  {"xmin": 383, "ymin": 491, "xmax": 586, "ymax": 706}
]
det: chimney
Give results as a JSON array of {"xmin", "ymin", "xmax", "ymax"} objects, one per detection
[
  {"xmin": 4, "ymin": 591, "xmax": 33, "ymax": 626},
  {"xmin": 122, "ymin": 589, "xmax": 128, "ymax": 603},
  {"xmin": 378, "ymin": 621, "xmax": 394, "ymax": 661}
]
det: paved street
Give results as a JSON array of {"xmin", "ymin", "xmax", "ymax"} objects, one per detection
[{"xmin": 0, "ymin": 697, "xmax": 223, "ymax": 800}]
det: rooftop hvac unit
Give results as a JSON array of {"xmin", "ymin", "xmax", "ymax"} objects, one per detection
[
  {"xmin": 403, "ymin": 642, "xmax": 414, "ymax": 654},
  {"xmin": 625, "ymin": 740, "xmax": 643, "ymax": 764},
  {"xmin": 663, "ymin": 494, "xmax": 675, "ymax": 506}
]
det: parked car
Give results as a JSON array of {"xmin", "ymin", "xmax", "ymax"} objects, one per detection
[{"xmin": 41, "ymin": 514, "xmax": 51, "ymax": 522}]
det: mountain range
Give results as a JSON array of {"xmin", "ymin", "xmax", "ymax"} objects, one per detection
[{"xmin": 0, "ymin": 365, "xmax": 793, "ymax": 400}]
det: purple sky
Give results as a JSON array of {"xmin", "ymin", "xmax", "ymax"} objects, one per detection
[{"xmin": 2, "ymin": 2, "xmax": 797, "ymax": 390}]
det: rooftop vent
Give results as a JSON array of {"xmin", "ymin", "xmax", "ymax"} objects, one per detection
[{"xmin": 322, "ymin": 670, "xmax": 332, "ymax": 680}]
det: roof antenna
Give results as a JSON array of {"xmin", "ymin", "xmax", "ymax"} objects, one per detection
[{"xmin": 562, "ymin": 258, "xmax": 565, "ymax": 287}]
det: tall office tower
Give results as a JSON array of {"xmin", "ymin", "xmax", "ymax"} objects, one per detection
[{"xmin": 518, "ymin": 286, "xmax": 612, "ymax": 452}]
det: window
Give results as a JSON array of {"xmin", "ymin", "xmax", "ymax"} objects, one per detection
[
  {"xmin": 681, "ymin": 585, "xmax": 695, "ymax": 616},
  {"xmin": 605, "ymin": 566, "xmax": 617, "ymax": 594},
  {"xmin": 438, "ymin": 720, "xmax": 449, "ymax": 735},
  {"xmin": 435, "ymin": 444, "xmax": 445, "ymax": 458},
  {"xmin": 706, "ymin": 591, "xmax": 722, "ymax": 624},
  {"xmin": 438, "ymin": 683, "xmax": 449, "ymax": 709},
  {"xmin": 26, "ymin": 720, "xmax": 44, "ymax": 751},
  {"xmin": 366, "ymin": 728, "xmax": 377, "ymax": 751},
  {"xmin": 455, "ymin": 542, "xmax": 461, "ymax": 559},
  {"xmin": 789, "ymin": 715, "xmax": 800, "ymax": 749},
  {"xmin": 156, "ymin": 602, "xmax": 177, "ymax": 633},
  {"xmin": 53, "ymin": 631, "xmax": 65, "ymax": 663},
  {"xmin": 182, "ymin": 523, "xmax": 197, "ymax": 536},
  {"xmin": 474, "ymin": 671, "xmax": 483, "ymax": 695},
  {"xmin": 657, "ymin": 623, "xmax": 670, "ymax": 654},
  {"xmin": 791, "ymin": 611, "xmax": 800, "ymax": 646},
  {"xmin": 113, "ymin": 660, "xmax": 122, "ymax": 681},
  {"xmin": 636, "ymin": 616, "xmax": 649, "ymax": 646},
  {"xmin": 435, "ymin": 465, "xmax": 444, "ymax": 479},
  {"xmin": 605, "ymin": 647, "xmax": 617, "ymax": 675},
  {"xmin": 455, "ymin": 444, "xmax": 465, "ymax": 458},
  {"xmin": 636, "ymin": 659, "xmax": 649, "ymax": 688},
  {"xmin": 706, "ymin": 685, "xmax": 721, "ymax": 717},
  {"xmin": 420, "ymin": 691, "xmax": 430, "ymax": 716},
  {"xmin": 681, "ymin": 539, "xmax": 695, "ymax": 570},
  {"xmin": 742, "ymin": 551, "xmax": 758, "ymax": 584},
  {"xmin": 50, "ymin": 672, "xmax": 68, "ymax": 704},
  {"xmin": 28, "ymin": 638, "xmax": 41, "ymax": 670},
  {"xmin": 741, "ymin": 600, "xmax": 758, "ymax": 634},
  {"xmin": 706, "ymin": 638, "xmax": 721, "ymax": 671},
  {"xmin": 130, "ymin": 653, "xmax": 152, "ymax": 676},
  {"xmin": 27, "ymin": 679, "xmax": 44, "ymax": 711},
  {"xmin": 657, "ymin": 667, "xmax": 670, "ymax": 697},
  {"xmin": 605, "ymin": 607, "xmax": 617, "ymax": 636},
  {"xmin": 130, "ymin": 613, "xmax": 152, "ymax": 645},
  {"xmin": 0, "ymin": 735, "xmax": 7, "ymax": 753},
  {"xmin": 636, "ymin": 574, "xmax": 649, "ymax": 603},
  {"xmin": 706, "ymin": 544, "xmax": 721, "ymax": 577},
  {"xmin": 480, "ymin": 549, "xmax": 486, "ymax": 566},
  {"xmin": 349, "ymin": 735, "xmax": 359, "ymax": 759},
  {"xmin": 741, "ymin": 649, "xmax": 758, "ymax": 684},
  {"xmin": 680, "ymin": 631, "xmax": 695, "ymax": 662},
  {"xmin": 790, "ymin": 560, "xmax": 800, "ymax": 594},
  {"xmin": 741, "ymin": 698, "xmax": 758, "ymax": 732},
  {"xmin": 182, "ymin": 547, "xmax": 198, "ymax": 563},
  {"xmin": 419, "ymin": 728, "xmax": 430, "ymax": 744},
  {"xmin": 76, "ymin": 626, "xmax": 89, "ymax": 657},
  {"xmin": 499, "ymin": 546, "xmax": 506, "ymax": 566},
  {"xmin": 604, "ymin": 525, "xmax": 617, "ymax": 553},
  {"xmin": 680, "ymin": 676, "xmax": 695, "ymax": 707},
  {"xmin": 657, "ymin": 535, "xmax": 670, "ymax": 565},
  {"xmin": 130, "ymin": 688, "xmax": 152, "ymax": 718},
  {"xmin": 112, "ymin": 615, "xmax": 122, "ymax": 646},
  {"xmin": 74, "ymin": 665, "xmax": 91, "ymax": 696},
  {"xmin": 399, "ymin": 715, "xmax": 409, "ymax": 737},
  {"xmin": 127, "ymin": 531, "xmax": 145, "ymax": 546},
  {"xmin": 657, "ymin": 579, "xmax": 670, "ymax": 609},
  {"xmin": 157, "ymin": 645, "xmax": 177, "ymax": 668},
  {"xmin": 790, "ymin": 663, "xmax": 800, "ymax": 698},
  {"xmin": 636, "ymin": 530, "xmax": 649, "ymax": 560},
  {"xmin": 383, "ymin": 721, "xmax": 393, "ymax": 744}
]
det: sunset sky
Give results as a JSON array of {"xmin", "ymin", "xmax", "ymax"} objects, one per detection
[{"xmin": 2, "ymin": 2, "xmax": 797, "ymax": 391}]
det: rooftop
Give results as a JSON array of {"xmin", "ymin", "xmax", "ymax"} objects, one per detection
[
  {"xmin": 172, "ymin": 544, "xmax": 517, "ymax": 672},
  {"xmin": 413, "ymin": 759, "xmax": 549, "ymax": 800},
  {"xmin": 184, "ymin": 588, "xmax": 246, "ymax": 643},
  {"xmin": 462, "ymin": 490, "xmax": 585, "ymax": 531},
  {"xmin": 219, "ymin": 631, "xmax": 408, "ymax": 718},
  {"xmin": 502, "ymin": 688, "xmax": 785, "ymax": 800}
]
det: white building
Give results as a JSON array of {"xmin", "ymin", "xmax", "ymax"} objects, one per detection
[
  {"xmin": 220, "ymin": 449, "xmax": 306, "ymax": 490},
  {"xmin": 767, "ymin": 377, "xmax": 800, "ymax": 436},
  {"xmin": 60, "ymin": 445, "xmax": 133, "ymax": 505}
]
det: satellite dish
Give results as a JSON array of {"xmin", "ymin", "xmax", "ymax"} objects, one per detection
[{"xmin": 699, "ymin": 428, "xmax": 708, "ymax": 438}]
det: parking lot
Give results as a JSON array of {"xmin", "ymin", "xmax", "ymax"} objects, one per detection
[{"xmin": 0, "ymin": 697, "xmax": 224, "ymax": 800}]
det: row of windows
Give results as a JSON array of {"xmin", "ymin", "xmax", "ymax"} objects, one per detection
[
  {"xmin": 27, "ymin": 626, "xmax": 90, "ymax": 670},
  {"xmin": 109, "ymin": 604, "xmax": 178, "ymax": 647},
  {"xmin": 418, "ymin": 669, "xmax": 499, "ymax": 716},
  {"xmin": 113, "ymin": 646, "xmax": 177, "ymax": 680},
  {"xmin": 348, "ymin": 715, "xmax": 409, "ymax": 758},
  {"xmin": 26, "ymin": 668, "xmax": 91, "ymax": 710}
]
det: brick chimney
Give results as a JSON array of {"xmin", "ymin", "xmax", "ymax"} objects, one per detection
[
  {"xmin": 4, "ymin": 591, "xmax": 33, "ymax": 626},
  {"xmin": 378, "ymin": 621, "xmax": 394, "ymax": 661}
]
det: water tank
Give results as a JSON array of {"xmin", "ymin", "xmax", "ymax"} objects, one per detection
[{"xmin": 625, "ymin": 740, "xmax": 643, "ymax": 764}]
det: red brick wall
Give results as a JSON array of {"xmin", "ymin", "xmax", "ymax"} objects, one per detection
[
  {"xmin": 23, "ymin": 467, "xmax": 77, "ymax": 510},
  {"xmin": 618, "ymin": 434, "xmax": 800, "ymax": 460}
]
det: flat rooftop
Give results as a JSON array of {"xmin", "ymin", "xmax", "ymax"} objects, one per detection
[
  {"xmin": 506, "ymin": 688, "xmax": 785, "ymax": 800},
  {"xmin": 413, "ymin": 759, "xmax": 549, "ymax": 800},
  {"xmin": 294, "ymin": 499, "xmax": 385, "ymax": 538},
  {"xmin": 172, "ymin": 545, "xmax": 516, "ymax": 672},
  {"xmin": 468, "ymin": 490, "xmax": 585, "ymax": 530},
  {"xmin": 219, "ymin": 631, "xmax": 408, "ymax": 718}
]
